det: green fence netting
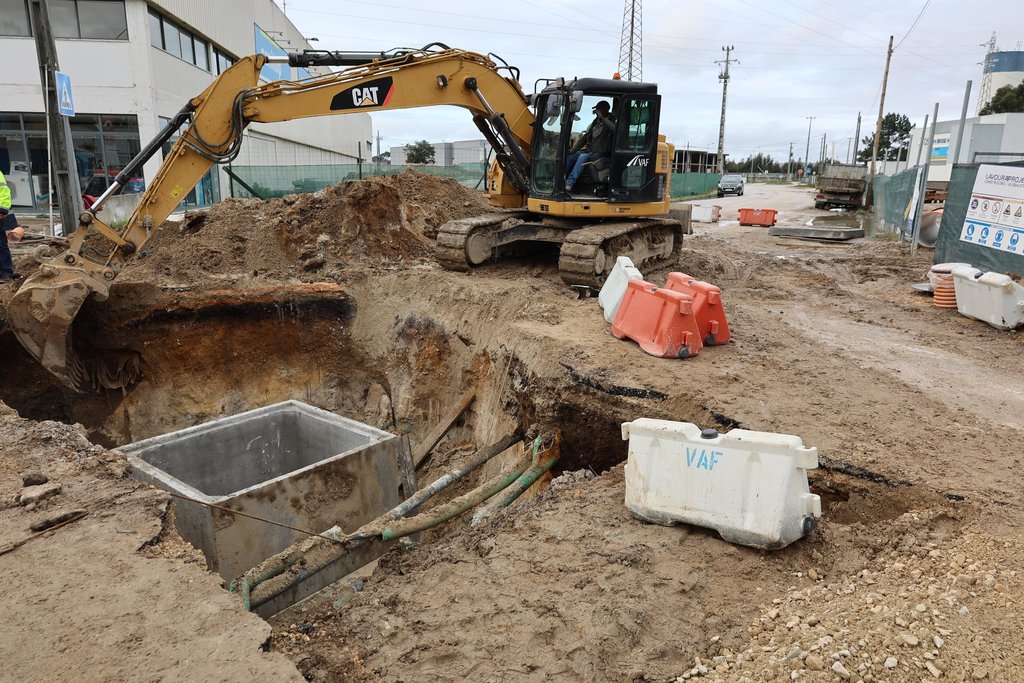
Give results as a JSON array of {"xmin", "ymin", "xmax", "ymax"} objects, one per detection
[
  {"xmin": 934, "ymin": 162, "xmax": 1024, "ymax": 276},
  {"xmin": 872, "ymin": 168, "xmax": 919, "ymax": 231},
  {"xmin": 228, "ymin": 164, "xmax": 720, "ymax": 201},
  {"xmin": 670, "ymin": 172, "xmax": 721, "ymax": 198}
]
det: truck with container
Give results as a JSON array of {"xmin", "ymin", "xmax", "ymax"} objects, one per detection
[{"xmin": 814, "ymin": 163, "xmax": 867, "ymax": 210}]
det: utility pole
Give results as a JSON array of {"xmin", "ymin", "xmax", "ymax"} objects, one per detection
[
  {"xmin": 29, "ymin": 0, "xmax": 82, "ymax": 235},
  {"xmin": 787, "ymin": 142, "xmax": 793, "ymax": 180},
  {"xmin": 821, "ymin": 133, "xmax": 827, "ymax": 165},
  {"xmin": 868, "ymin": 35, "xmax": 895, "ymax": 206},
  {"xmin": 845, "ymin": 138, "xmax": 852, "ymax": 164},
  {"xmin": 804, "ymin": 116, "xmax": 815, "ymax": 174},
  {"xmin": 853, "ymin": 112, "xmax": 862, "ymax": 164},
  {"xmin": 375, "ymin": 131, "xmax": 382, "ymax": 169},
  {"xmin": 714, "ymin": 46, "xmax": 736, "ymax": 176}
]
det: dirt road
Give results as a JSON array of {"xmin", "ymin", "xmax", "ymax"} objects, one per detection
[{"xmin": 1, "ymin": 178, "xmax": 1021, "ymax": 682}]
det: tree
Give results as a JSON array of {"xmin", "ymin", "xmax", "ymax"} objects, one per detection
[
  {"xmin": 372, "ymin": 150, "xmax": 391, "ymax": 164},
  {"xmin": 404, "ymin": 140, "xmax": 435, "ymax": 164},
  {"xmin": 979, "ymin": 81, "xmax": 1024, "ymax": 115},
  {"xmin": 857, "ymin": 113, "xmax": 913, "ymax": 162}
]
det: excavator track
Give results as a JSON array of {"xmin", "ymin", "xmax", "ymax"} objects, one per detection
[
  {"xmin": 435, "ymin": 211, "xmax": 531, "ymax": 272},
  {"xmin": 557, "ymin": 218, "xmax": 684, "ymax": 288}
]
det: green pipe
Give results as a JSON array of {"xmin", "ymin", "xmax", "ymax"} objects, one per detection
[
  {"xmin": 381, "ymin": 455, "xmax": 532, "ymax": 541},
  {"xmin": 495, "ymin": 451, "xmax": 560, "ymax": 509}
]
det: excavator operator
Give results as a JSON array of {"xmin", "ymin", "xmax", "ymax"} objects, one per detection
[{"xmin": 565, "ymin": 100, "xmax": 616, "ymax": 194}]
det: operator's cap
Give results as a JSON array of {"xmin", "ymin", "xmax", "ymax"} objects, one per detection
[{"xmin": 594, "ymin": 100, "xmax": 611, "ymax": 112}]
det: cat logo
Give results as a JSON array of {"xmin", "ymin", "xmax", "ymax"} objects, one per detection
[
  {"xmin": 627, "ymin": 154, "xmax": 649, "ymax": 167},
  {"xmin": 330, "ymin": 77, "xmax": 394, "ymax": 111}
]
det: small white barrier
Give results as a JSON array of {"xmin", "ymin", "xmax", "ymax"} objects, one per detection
[
  {"xmin": 952, "ymin": 266, "xmax": 1024, "ymax": 330},
  {"xmin": 690, "ymin": 204, "xmax": 722, "ymax": 223},
  {"xmin": 598, "ymin": 256, "xmax": 643, "ymax": 323},
  {"xmin": 622, "ymin": 419, "xmax": 821, "ymax": 549}
]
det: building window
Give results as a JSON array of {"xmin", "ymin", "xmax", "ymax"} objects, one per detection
[
  {"xmin": 1, "ymin": 0, "xmax": 128, "ymax": 40},
  {"xmin": 148, "ymin": 9, "xmax": 222, "ymax": 73},
  {"xmin": 0, "ymin": 111, "xmax": 142, "ymax": 210},
  {"xmin": 0, "ymin": 0, "xmax": 31, "ymax": 37},
  {"xmin": 213, "ymin": 48, "xmax": 235, "ymax": 75}
]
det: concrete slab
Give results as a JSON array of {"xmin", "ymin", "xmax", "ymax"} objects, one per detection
[
  {"xmin": 768, "ymin": 226, "xmax": 864, "ymax": 240},
  {"xmin": 121, "ymin": 400, "xmax": 403, "ymax": 581}
]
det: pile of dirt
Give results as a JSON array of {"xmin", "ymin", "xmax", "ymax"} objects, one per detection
[{"xmin": 122, "ymin": 171, "xmax": 490, "ymax": 286}]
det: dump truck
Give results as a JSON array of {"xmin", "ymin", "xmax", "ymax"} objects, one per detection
[{"xmin": 814, "ymin": 163, "xmax": 867, "ymax": 210}]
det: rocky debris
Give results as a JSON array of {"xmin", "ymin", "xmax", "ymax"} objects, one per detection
[
  {"xmin": 19, "ymin": 481, "xmax": 62, "ymax": 505},
  {"xmin": 20, "ymin": 472, "xmax": 48, "ymax": 486},
  {"xmin": 831, "ymin": 660, "xmax": 851, "ymax": 679}
]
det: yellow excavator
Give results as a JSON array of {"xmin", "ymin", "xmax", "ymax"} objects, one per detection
[{"xmin": 8, "ymin": 44, "xmax": 682, "ymax": 391}]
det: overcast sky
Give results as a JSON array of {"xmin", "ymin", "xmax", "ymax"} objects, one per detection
[{"xmin": 274, "ymin": 0, "xmax": 1021, "ymax": 164}]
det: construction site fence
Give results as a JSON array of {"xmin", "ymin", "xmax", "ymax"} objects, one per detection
[
  {"xmin": 871, "ymin": 168, "xmax": 920, "ymax": 234},
  {"xmin": 225, "ymin": 164, "xmax": 720, "ymax": 200}
]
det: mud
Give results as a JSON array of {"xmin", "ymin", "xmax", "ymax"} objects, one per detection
[{"xmin": 1, "ymin": 178, "xmax": 1022, "ymax": 681}]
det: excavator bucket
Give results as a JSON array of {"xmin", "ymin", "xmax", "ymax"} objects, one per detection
[{"xmin": 7, "ymin": 264, "xmax": 110, "ymax": 392}]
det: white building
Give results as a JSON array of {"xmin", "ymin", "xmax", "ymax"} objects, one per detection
[
  {"xmin": 0, "ymin": 0, "xmax": 372, "ymax": 211},
  {"xmin": 389, "ymin": 139, "xmax": 488, "ymax": 167},
  {"xmin": 906, "ymin": 112, "xmax": 1024, "ymax": 183}
]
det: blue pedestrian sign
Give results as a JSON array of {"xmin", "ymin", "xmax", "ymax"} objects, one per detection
[{"xmin": 55, "ymin": 71, "xmax": 75, "ymax": 116}]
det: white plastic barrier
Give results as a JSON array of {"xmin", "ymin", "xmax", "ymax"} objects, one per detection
[
  {"xmin": 598, "ymin": 256, "xmax": 643, "ymax": 323},
  {"xmin": 690, "ymin": 204, "xmax": 722, "ymax": 223},
  {"xmin": 621, "ymin": 419, "xmax": 821, "ymax": 549},
  {"xmin": 952, "ymin": 266, "xmax": 1024, "ymax": 330}
]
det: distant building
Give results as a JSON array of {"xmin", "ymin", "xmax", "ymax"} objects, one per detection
[
  {"xmin": 905, "ymin": 112, "xmax": 1024, "ymax": 183},
  {"xmin": 672, "ymin": 149, "xmax": 720, "ymax": 174},
  {"xmin": 979, "ymin": 50, "xmax": 1024, "ymax": 114},
  {"xmin": 0, "ymin": 0, "xmax": 371, "ymax": 211},
  {"xmin": 390, "ymin": 139, "xmax": 488, "ymax": 166}
]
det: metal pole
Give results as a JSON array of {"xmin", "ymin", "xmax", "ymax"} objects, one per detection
[
  {"xmin": 853, "ymin": 112, "xmax": 862, "ymax": 164},
  {"xmin": 357, "ymin": 141, "xmax": 362, "ymax": 180},
  {"xmin": 911, "ymin": 102, "xmax": 939, "ymax": 257},
  {"xmin": 868, "ymin": 36, "xmax": 894, "ymax": 207},
  {"xmin": 804, "ymin": 116, "xmax": 815, "ymax": 170},
  {"xmin": 45, "ymin": 70, "xmax": 53, "ymax": 236},
  {"xmin": 914, "ymin": 114, "xmax": 929, "ymax": 167},
  {"xmin": 951, "ymin": 80, "xmax": 973, "ymax": 165},
  {"xmin": 30, "ymin": 0, "xmax": 83, "ymax": 236}
]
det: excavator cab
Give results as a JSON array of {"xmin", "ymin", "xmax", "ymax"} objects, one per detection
[{"xmin": 529, "ymin": 79, "xmax": 665, "ymax": 208}]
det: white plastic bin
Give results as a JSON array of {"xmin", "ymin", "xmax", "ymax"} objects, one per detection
[
  {"xmin": 690, "ymin": 204, "xmax": 721, "ymax": 223},
  {"xmin": 621, "ymin": 419, "xmax": 821, "ymax": 549},
  {"xmin": 598, "ymin": 256, "xmax": 643, "ymax": 323},
  {"xmin": 952, "ymin": 266, "xmax": 1024, "ymax": 330}
]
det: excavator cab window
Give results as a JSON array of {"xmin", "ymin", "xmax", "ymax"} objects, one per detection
[{"xmin": 530, "ymin": 93, "xmax": 567, "ymax": 195}]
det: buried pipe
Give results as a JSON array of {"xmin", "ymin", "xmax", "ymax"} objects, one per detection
[
  {"xmin": 237, "ymin": 433, "xmax": 525, "ymax": 610},
  {"xmin": 347, "ymin": 433, "xmax": 522, "ymax": 541},
  {"xmin": 472, "ymin": 436, "xmax": 560, "ymax": 526},
  {"xmin": 378, "ymin": 450, "xmax": 535, "ymax": 541},
  {"xmin": 246, "ymin": 453, "xmax": 533, "ymax": 612}
]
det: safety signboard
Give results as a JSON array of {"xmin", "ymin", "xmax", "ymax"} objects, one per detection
[
  {"xmin": 55, "ymin": 70, "xmax": 75, "ymax": 116},
  {"xmin": 960, "ymin": 164, "xmax": 1024, "ymax": 255}
]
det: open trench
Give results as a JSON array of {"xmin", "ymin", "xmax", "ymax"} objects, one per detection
[{"xmin": 0, "ymin": 266, "xmax": 964, "ymax": 679}]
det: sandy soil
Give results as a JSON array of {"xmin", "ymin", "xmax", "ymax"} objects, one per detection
[{"xmin": 1, "ymin": 177, "xmax": 1022, "ymax": 682}]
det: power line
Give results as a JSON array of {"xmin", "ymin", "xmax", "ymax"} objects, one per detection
[{"xmin": 894, "ymin": 0, "xmax": 932, "ymax": 50}]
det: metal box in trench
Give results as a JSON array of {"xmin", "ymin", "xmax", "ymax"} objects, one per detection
[{"xmin": 121, "ymin": 400, "xmax": 404, "ymax": 581}]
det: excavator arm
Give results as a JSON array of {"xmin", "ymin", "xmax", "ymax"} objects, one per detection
[{"xmin": 7, "ymin": 45, "xmax": 536, "ymax": 391}]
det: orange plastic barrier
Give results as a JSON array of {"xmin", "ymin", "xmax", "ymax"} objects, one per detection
[
  {"xmin": 738, "ymin": 208, "xmax": 777, "ymax": 227},
  {"xmin": 611, "ymin": 279, "xmax": 703, "ymax": 358},
  {"xmin": 665, "ymin": 273, "xmax": 731, "ymax": 345}
]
